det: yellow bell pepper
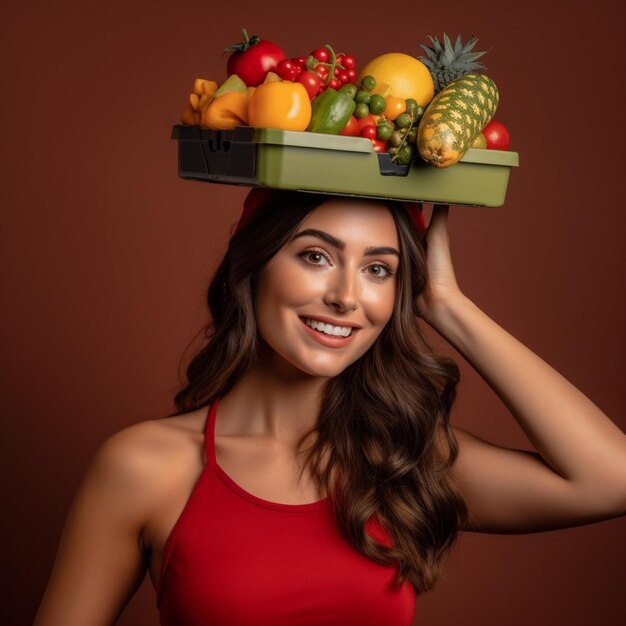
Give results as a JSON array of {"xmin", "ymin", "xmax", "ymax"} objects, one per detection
[
  {"xmin": 193, "ymin": 79, "xmax": 218, "ymax": 97},
  {"xmin": 181, "ymin": 78, "xmax": 219, "ymax": 125},
  {"xmin": 201, "ymin": 91, "xmax": 250, "ymax": 131},
  {"xmin": 248, "ymin": 81, "xmax": 311, "ymax": 131}
]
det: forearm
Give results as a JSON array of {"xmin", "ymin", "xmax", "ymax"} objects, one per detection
[{"xmin": 429, "ymin": 293, "xmax": 626, "ymax": 504}]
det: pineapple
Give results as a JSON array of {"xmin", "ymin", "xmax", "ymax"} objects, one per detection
[
  {"xmin": 417, "ymin": 73, "xmax": 499, "ymax": 168},
  {"xmin": 418, "ymin": 34, "xmax": 488, "ymax": 93}
]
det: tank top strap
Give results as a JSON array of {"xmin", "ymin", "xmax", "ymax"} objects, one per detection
[{"xmin": 203, "ymin": 396, "xmax": 219, "ymax": 469}]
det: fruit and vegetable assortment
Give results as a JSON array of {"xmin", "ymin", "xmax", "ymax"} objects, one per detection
[{"xmin": 180, "ymin": 31, "xmax": 511, "ymax": 169}]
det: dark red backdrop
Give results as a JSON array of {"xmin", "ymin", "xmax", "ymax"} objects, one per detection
[{"xmin": 2, "ymin": 1, "xmax": 625, "ymax": 625}]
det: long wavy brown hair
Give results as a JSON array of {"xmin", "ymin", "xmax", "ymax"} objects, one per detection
[{"xmin": 172, "ymin": 191, "xmax": 468, "ymax": 592}]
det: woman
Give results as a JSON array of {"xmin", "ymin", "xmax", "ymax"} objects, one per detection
[{"xmin": 34, "ymin": 190, "xmax": 626, "ymax": 626}]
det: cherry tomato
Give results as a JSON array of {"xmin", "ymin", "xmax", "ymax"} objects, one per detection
[
  {"xmin": 360, "ymin": 125, "xmax": 377, "ymax": 140},
  {"xmin": 337, "ymin": 71, "xmax": 350, "ymax": 84},
  {"xmin": 342, "ymin": 55, "xmax": 356, "ymax": 69},
  {"xmin": 277, "ymin": 59, "xmax": 298, "ymax": 80},
  {"xmin": 311, "ymin": 48, "xmax": 330, "ymax": 63},
  {"xmin": 316, "ymin": 65, "xmax": 329, "ymax": 78},
  {"xmin": 226, "ymin": 30, "xmax": 286, "ymax": 87},
  {"xmin": 292, "ymin": 56, "xmax": 307, "ymax": 69},
  {"xmin": 334, "ymin": 67, "xmax": 341, "ymax": 77},
  {"xmin": 372, "ymin": 139, "xmax": 389, "ymax": 153},
  {"xmin": 339, "ymin": 115, "xmax": 360, "ymax": 136},
  {"xmin": 296, "ymin": 71, "xmax": 323, "ymax": 99},
  {"xmin": 347, "ymin": 68, "xmax": 357, "ymax": 81},
  {"xmin": 384, "ymin": 96, "xmax": 407, "ymax": 121},
  {"xmin": 481, "ymin": 119, "xmax": 511, "ymax": 150},
  {"xmin": 327, "ymin": 78, "xmax": 341, "ymax": 90},
  {"xmin": 336, "ymin": 53, "xmax": 345, "ymax": 65}
]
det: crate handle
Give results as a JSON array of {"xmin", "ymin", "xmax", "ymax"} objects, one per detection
[{"xmin": 207, "ymin": 132, "xmax": 232, "ymax": 153}]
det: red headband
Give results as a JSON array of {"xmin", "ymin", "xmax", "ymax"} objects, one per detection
[{"xmin": 234, "ymin": 188, "xmax": 426, "ymax": 236}]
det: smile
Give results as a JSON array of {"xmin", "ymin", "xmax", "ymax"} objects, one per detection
[{"xmin": 304, "ymin": 318, "xmax": 353, "ymax": 337}]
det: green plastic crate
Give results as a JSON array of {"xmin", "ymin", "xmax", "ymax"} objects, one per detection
[{"xmin": 172, "ymin": 125, "xmax": 519, "ymax": 207}]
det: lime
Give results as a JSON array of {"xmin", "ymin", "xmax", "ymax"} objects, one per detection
[
  {"xmin": 354, "ymin": 103, "xmax": 370, "ymax": 119},
  {"xmin": 355, "ymin": 90, "xmax": 371, "ymax": 105},
  {"xmin": 368, "ymin": 94, "xmax": 386, "ymax": 115},
  {"xmin": 360, "ymin": 75, "xmax": 376, "ymax": 92},
  {"xmin": 395, "ymin": 113, "xmax": 412, "ymax": 129},
  {"xmin": 376, "ymin": 124, "xmax": 392, "ymax": 141}
]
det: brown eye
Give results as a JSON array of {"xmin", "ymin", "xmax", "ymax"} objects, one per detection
[
  {"xmin": 299, "ymin": 248, "xmax": 331, "ymax": 266},
  {"xmin": 367, "ymin": 264, "xmax": 393, "ymax": 279}
]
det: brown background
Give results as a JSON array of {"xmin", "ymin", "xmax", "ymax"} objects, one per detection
[{"xmin": 2, "ymin": 0, "xmax": 625, "ymax": 625}]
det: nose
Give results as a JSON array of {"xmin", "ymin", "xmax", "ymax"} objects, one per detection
[{"xmin": 323, "ymin": 267, "xmax": 359, "ymax": 312}]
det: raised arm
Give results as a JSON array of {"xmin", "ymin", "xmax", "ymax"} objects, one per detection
[
  {"xmin": 421, "ymin": 206, "xmax": 626, "ymax": 533},
  {"xmin": 33, "ymin": 424, "xmax": 159, "ymax": 626}
]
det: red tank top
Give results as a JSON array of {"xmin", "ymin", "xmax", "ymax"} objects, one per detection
[{"xmin": 157, "ymin": 397, "xmax": 417, "ymax": 625}]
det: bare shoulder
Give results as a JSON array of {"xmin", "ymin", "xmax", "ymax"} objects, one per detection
[{"xmin": 88, "ymin": 407, "xmax": 209, "ymax": 508}]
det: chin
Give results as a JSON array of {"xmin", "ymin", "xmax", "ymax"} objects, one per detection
[{"xmin": 287, "ymin": 339, "xmax": 378, "ymax": 380}]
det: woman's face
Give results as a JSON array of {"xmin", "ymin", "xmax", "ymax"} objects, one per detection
[{"xmin": 255, "ymin": 198, "xmax": 400, "ymax": 378}]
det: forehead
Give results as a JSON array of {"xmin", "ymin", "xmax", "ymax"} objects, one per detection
[{"xmin": 295, "ymin": 199, "xmax": 399, "ymax": 246}]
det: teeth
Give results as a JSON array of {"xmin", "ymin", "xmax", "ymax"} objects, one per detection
[{"xmin": 305, "ymin": 318, "xmax": 352, "ymax": 337}]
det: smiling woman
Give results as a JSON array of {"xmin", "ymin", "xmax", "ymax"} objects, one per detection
[
  {"xmin": 255, "ymin": 201, "xmax": 401, "ymax": 377},
  {"xmin": 33, "ymin": 190, "xmax": 626, "ymax": 626}
]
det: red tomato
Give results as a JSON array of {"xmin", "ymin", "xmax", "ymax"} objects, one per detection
[
  {"xmin": 372, "ymin": 139, "xmax": 389, "ymax": 153},
  {"xmin": 292, "ymin": 56, "xmax": 307, "ymax": 69},
  {"xmin": 311, "ymin": 48, "xmax": 330, "ymax": 63},
  {"xmin": 327, "ymin": 78, "xmax": 341, "ymax": 90},
  {"xmin": 226, "ymin": 30, "xmax": 286, "ymax": 87},
  {"xmin": 296, "ymin": 71, "xmax": 323, "ymax": 99},
  {"xmin": 339, "ymin": 115, "xmax": 360, "ymax": 136},
  {"xmin": 360, "ymin": 125, "xmax": 377, "ymax": 140},
  {"xmin": 356, "ymin": 114, "xmax": 381, "ymax": 131},
  {"xmin": 347, "ymin": 68, "xmax": 357, "ymax": 80},
  {"xmin": 482, "ymin": 120, "xmax": 511, "ymax": 150}
]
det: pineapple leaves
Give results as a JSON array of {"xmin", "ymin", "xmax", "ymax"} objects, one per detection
[{"xmin": 417, "ymin": 33, "xmax": 489, "ymax": 93}]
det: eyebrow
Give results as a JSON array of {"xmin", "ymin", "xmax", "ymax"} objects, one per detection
[{"xmin": 292, "ymin": 228, "xmax": 400, "ymax": 258}]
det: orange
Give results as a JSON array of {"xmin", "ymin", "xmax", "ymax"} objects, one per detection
[{"xmin": 358, "ymin": 53, "xmax": 434, "ymax": 108}]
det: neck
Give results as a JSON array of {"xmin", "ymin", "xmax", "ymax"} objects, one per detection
[{"xmin": 218, "ymin": 357, "xmax": 328, "ymax": 447}]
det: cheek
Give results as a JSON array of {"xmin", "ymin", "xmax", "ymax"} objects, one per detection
[
  {"xmin": 360, "ymin": 280, "xmax": 397, "ymax": 326},
  {"xmin": 254, "ymin": 257, "xmax": 320, "ymax": 349},
  {"xmin": 256, "ymin": 256, "xmax": 321, "ymax": 313}
]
